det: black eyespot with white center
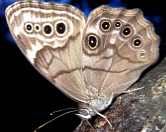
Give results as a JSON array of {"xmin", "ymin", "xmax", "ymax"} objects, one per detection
[
  {"xmin": 122, "ymin": 26, "xmax": 132, "ymax": 37},
  {"xmin": 55, "ymin": 21, "xmax": 67, "ymax": 36},
  {"xmin": 25, "ymin": 23, "xmax": 33, "ymax": 33},
  {"xmin": 114, "ymin": 21, "xmax": 122, "ymax": 28},
  {"xmin": 56, "ymin": 23, "xmax": 66, "ymax": 34},
  {"xmin": 27, "ymin": 25, "xmax": 32, "ymax": 30},
  {"xmin": 101, "ymin": 20, "xmax": 111, "ymax": 31},
  {"xmin": 88, "ymin": 35, "xmax": 98, "ymax": 49},
  {"xmin": 132, "ymin": 38, "xmax": 142, "ymax": 47}
]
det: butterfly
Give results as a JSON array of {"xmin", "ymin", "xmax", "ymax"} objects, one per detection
[{"xmin": 6, "ymin": 0, "xmax": 160, "ymax": 130}]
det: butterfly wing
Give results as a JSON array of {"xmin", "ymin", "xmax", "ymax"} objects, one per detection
[
  {"xmin": 81, "ymin": 6, "xmax": 160, "ymax": 98},
  {"xmin": 6, "ymin": 1, "xmax": 89, "ymax": 102},
  {"xmin": 6, "ymin": 2, "xmax": 160, "ymax": 106}
]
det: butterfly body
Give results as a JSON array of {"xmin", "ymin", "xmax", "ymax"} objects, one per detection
[{"xmin": 6, "ymin": 0, "xmax": 159, "ymax": 122}]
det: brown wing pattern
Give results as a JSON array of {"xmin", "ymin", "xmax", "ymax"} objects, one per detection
[
  {"xmin": 6, "ymin": 2, "xmax": 159, "ymax": 103},
  {"xmin": 6, "ymin": 1, "xmax": 91, "ymax": 102},
  {"xmin": 82, "ymin": 6, "xmax": 159, "ymax": 98}
]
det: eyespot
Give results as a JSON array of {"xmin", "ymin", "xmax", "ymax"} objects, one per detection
[
  {"xmin": 44, "ymin": 25, "xmax": 52, "ymax": 34},
  {"xmin": 55, "ymin": 21, "xmax": 67, "ymax": 36},
  {"xmin": 132, "ymin": 38, "xmax": 142, "ymax": 47},
  {"xmin": 101, "ymin": 20, "xmax": 111, "ymax": 31},
  {"xmin": 34, "ymin": 24, "xmax": 41, "ymax": 32},
  {"xmin": 88, "ymin": 35, "xmax": 98, "ymax": 49},
  {"xmin": 114, "ymin": 21, "xmax": 122, "ymax": 28},
  {"xmin": 56, "ymin": 23, "xmax": 66, "ymax": 34},
  {"xmin": 138, "ymin": 50, "xmax": 147, "ymax": 61},
  {"xmin": 25, "ymin": 23, "xmax": 33, "ymax": 33},
  {"xmin": 42, "ymin": 23, "xmax": 53, "ymax": 36},
  {"xmin": 122, "ymin": 26, "xmax": 132, "ymax": 37}
]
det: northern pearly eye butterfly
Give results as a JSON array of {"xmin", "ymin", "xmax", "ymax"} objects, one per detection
[{"xmin": 6, "ymin": 0, "xmax": 160, "ymax": 130}]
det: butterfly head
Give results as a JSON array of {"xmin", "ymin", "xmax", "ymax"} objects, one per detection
[
  {"xmin": 76, "ymin": 107, "xmax": 94, "ymax": 120},
  {"xmin": 76, "ymin": 93, "xmax": 113, "ymax": 120}
]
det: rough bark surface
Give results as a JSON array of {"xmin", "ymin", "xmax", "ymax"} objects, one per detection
[{"xmin": 74, "ymin": 57, "xmax": 166, "ymax": 132}]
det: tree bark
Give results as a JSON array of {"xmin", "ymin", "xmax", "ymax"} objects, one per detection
[{"xmin": 74, "ymin": 57, "xmax": 166, "ymax": 132}]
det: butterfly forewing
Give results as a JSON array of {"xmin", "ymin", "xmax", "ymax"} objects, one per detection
[{"xmin": 6, "ymin": 1, "xmax": 90, "ymax": 102}]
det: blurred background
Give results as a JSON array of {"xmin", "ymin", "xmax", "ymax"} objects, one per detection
[{"xmin": 0, "ymin": 0, "xmax": 165, "ymax": 132}]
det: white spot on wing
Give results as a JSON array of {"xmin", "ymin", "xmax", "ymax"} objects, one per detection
[{"xmin": 26, "ymin": 40, "xmax": 43, "ymax": 64}]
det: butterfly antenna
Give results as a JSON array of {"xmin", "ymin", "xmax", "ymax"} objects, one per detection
[
  {"xmin": 34, "ymin": 109, "xmax": 77, "ymax": 132},
  {"xmin": 50, "ymin": 108, "xmax": 76, "ymax": 115}
]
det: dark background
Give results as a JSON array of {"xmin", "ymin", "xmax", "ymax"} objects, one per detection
[{"xmin": 0, "ymin": 0, "xmax": 165, "ymax": 132}]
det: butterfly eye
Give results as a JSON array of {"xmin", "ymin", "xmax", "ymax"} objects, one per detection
[
  {"xmin": 101, "ymin": 20, "xmax": 111, "ymax": 31},
  {"xmin": 25, "ymin": 23, "xmax": 33, "ymax": 33},
  {"xmin": 132, "ymin": 38, "xmax": 142, "ymax": 47},
  {"xmin": 114, "ymin": 21, "xmax": 122, "ymax": 28},
  {"xmin": 88, "ymin": 35, "xmax": 98, "ymax": 49},
  {"xmin": 34, "ymin": 24, "xmax": 41, "ymax": 32},
  {"xmin": 42, "ymin": 23, "xmax": 53, "ymax": 36},
  {"xmin": 122, "ymin": 26, "xmax": 132, "ymax": 37}
]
